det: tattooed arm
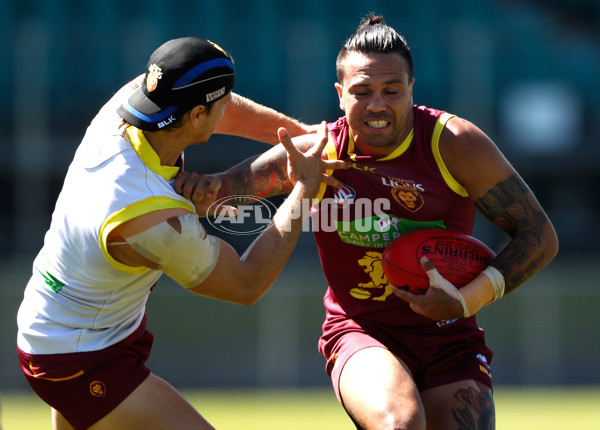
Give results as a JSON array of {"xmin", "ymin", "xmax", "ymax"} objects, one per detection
[
  {"xmin": 213, "ymin": 144, "xmax": 293, "ymax": 200},
  {"xmin": 392, "ymin": 116, "xmax": 558, "ymax": 321},
  {"xmin": 211, "ymin": 133, "xmax": 327, "ymax": 200},
  {"xmin": 474, "ymin": 175, "xmax": 556, "ymax": 293},
  {"xmin": 174, "ymin": 133, "xmax": 324, "ymax": 211},
  {"xmin": 440, "ymin": 117, "xmax": 558, "ymax": 295}
]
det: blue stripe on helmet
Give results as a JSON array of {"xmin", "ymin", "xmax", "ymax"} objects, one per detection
[
  {"xmin": 174, "ymin": 58, "xmax": 234, "ymax": 88},
  {"xmin": 121, "ymin": 101, "xmax": 179, "ymax": 122}
]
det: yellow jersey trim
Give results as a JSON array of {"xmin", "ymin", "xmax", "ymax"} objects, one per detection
[
  {"xmin": 432, "ymin": 113, "xmax": 469, "ymax": 197},
  {"xmin": 99, "ymin": 197, "xmax": 195, "ymax": 273},
  {"xmin": 347, "ymin": 133, "xmax": 357, "ymax": 160},
  {"xmin": 314, "ymin": 129, "xmax": 338, "ymax": 203},
  {"xmin": 377, "ymin": 129, "xmax": 414, "ymax": 161},
  {"xmin": 346, "ymin": 129, "xmax": 414, "ymax": 162},
  {"xmin": 126, "ymin": 127, "xmax": 180, "ymax": 180}
]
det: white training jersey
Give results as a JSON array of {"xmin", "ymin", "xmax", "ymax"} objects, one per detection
[{"xmin": 17, "ymin": 82, "xmax": 217, "ymax": 354}]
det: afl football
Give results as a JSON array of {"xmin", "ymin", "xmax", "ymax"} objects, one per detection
[{"xmin": 382, "ymin": 229, "xmax": 495, "ymax": 294}]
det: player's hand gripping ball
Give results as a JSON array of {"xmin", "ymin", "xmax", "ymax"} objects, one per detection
[{"xmin": 382, "ymin": 229, "xmax": 495, "ymax": 295}]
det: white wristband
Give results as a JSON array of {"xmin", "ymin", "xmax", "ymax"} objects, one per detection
[{"xmin": 482, "ymin": 266, "xmax": 505, "ymax": 301}]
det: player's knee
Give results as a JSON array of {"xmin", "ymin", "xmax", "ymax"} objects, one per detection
[
  {"xmin": 361, "ymin": 404, "xmax": 425, "ymax": 430},
  {"xmin": 390, "ymin": 409, "xmax": 426, "ymax": 430},
  {"xmin": 394, "ymin": 395, "xmax": 425, "ymax": 430}
]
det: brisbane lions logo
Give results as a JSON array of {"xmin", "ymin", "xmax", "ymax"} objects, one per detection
[
  {"xmin": 349, "ymin": 251, "xmax": 393, "ymax": 301},
  {"xmin": 391, "ymin": 183, "xmax": 424, "ymax": 213},
  {"xmin": 89, "ymin": 380, "xmax": 106, "ymax": 397}
]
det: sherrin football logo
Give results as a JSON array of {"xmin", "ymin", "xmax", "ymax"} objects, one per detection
[{"xmin": 146, "ymin": 63, "xmax": 163, "ymax": 92}]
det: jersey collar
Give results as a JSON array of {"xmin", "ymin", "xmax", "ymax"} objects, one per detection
[
  {"xmin": 126, "ymin": 126, "xmax": 180, "ymax": 180},
  {"xmin": 347, "ymin": 129, "xmax": 414, "ymax": 161}
]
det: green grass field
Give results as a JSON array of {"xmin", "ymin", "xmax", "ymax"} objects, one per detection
[{"xmin": 2, "ymin": 386, "xmax": 599, "ymax": 429}]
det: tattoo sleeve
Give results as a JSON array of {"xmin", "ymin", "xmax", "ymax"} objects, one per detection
[
  {"xmin": 214, "ymin": 143, "xmax": 298, "ymax": 202},
  {"xmin": 475, "ymin": 174, "xmax": 556, "ymax": 294}
]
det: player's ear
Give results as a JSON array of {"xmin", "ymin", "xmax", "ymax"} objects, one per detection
[
  {"xmin": 335, "ymin": 83, "xmax": 345, "ymax": 111},
  {"xmin": 188, "ymin": 104, "xmax": 208, "ymax": 124}
]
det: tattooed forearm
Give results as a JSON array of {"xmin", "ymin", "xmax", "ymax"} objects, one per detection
[
  {"xmin": 475, "ymin": 174, "xmax": 558, "ymax": 294},
  {"xmin": 215, "ymin": 137, "xmax": 320, "ymax": 202},
  {"xmin": 215, "ymin": 146, "xmax": 293, "ymax": 201}
]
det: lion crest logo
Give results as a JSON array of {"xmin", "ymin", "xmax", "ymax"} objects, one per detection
[
  {"xmin": 391, "ymin": 184, "xmax": 424, "ymax": 213},
  {"xmin": 349, "ymin": 251, "xmax": 393, "ymax": 301},
  {"xmin": 89, "ymin": 380, "xmax": 106, "ymax": 397}
]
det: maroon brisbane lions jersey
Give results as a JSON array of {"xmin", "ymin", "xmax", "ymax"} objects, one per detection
[{"xmin": 312, "ymin": 106, "xmax": 477, "ymax": 328}]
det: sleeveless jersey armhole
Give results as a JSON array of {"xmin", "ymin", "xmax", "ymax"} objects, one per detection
[{"xmin": 432, "ymin": 113, "xmax": 469, "ymax": 197}]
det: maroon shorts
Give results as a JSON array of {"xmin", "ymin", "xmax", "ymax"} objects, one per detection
[
  {"xmin": 318, "ymin": 314, "xmax": 493, "ymax": 403},
  {"xmin": 18, "ymin": 316, "xmax": 153, "ymax": 430}
]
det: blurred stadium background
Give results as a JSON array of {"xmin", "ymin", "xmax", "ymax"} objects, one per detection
[{"xmin": 1, "ymin": 0, "xmax": 600, "ymax": 400}]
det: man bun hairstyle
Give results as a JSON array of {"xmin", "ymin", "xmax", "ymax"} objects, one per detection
[{"xmin": 336, "ymin": 14, "xmax": 413, "ymax": 82}]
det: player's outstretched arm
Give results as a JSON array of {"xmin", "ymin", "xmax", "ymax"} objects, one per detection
[
  {"xmin": 186, "ymin": 124, "xmax": 346, "ymax": 304},
  {"xmin": 111, "ymin": 77, "xmax": 309, "ymax": 143},
  {"xmin": 173, "ymin": 130, "xmax": 328, "ymax": 214},
  {"xmin": 214, "ymin": 92, "xmax": 313, "ymax": 144},
  {"xmin": 109, "ymin": 125, "xmax": 347, "ymax": 305}
]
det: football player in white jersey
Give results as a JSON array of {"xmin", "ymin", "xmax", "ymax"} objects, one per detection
[{"xmin": 17, "ymin": 36, "xmax": 346, "ymax": 430}]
